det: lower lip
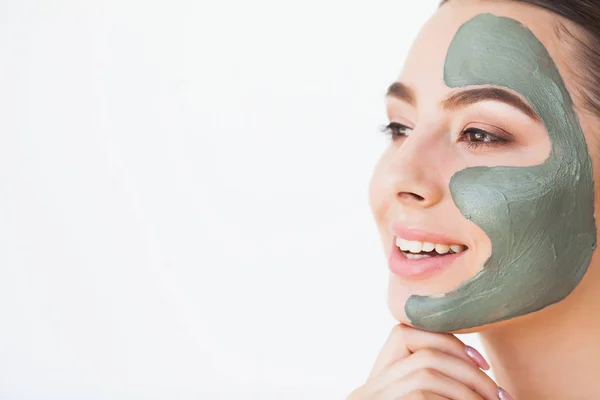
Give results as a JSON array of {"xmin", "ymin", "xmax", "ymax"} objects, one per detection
[{"xmin": 388, "ymin": 244, "xmax": 466, "ymax": 280}]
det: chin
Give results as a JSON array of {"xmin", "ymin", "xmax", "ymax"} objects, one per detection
[
  {"xmin": 387, "ymin": 279, "xmax": 413, "ymax": 325},
  {"xmin": 386, "ymin": 273, "xmax": 489, "ymax": 334},
  {"xmin": 387, "ymin": 295, "xmax": 485, "ymax": 334}
]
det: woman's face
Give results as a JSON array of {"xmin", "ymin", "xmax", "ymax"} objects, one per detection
[{"xmin": 369, "ymin": 0, "xmax": 600, "ymax": 332}]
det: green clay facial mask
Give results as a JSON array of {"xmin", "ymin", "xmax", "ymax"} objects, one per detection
[{"xmin": 404, "ymin": 13, "xmax": 596, "ymax": 332}]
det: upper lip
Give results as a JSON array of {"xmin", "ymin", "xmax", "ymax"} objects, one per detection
[{"xmin": 389, "ymin": 221, "xmax": 466, "ymax": 245}]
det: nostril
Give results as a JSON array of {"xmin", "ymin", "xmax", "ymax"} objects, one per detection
[{"xmin": 398, "ymin": 192, "xmax": 425, "ymax": 202}]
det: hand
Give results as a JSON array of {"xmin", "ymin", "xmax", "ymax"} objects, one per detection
[{"xmin": 347, "ymin": 324, "xmax": 514, "ymax": 400}]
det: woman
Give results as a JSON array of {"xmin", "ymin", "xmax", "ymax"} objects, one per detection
[{"xmin": 349, "ymin": 1, "xmax": 600, "ymax": 399}]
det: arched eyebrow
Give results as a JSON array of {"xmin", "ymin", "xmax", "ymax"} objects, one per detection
[
  {"xmin": 386, "ymin": 81, "xmax": 417, "ymax": 105},
  {"xmin": 386, "ymin": 81, "xmax": 541, "ymax": 122}
]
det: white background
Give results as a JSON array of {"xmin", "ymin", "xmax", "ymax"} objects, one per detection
[{"xmin": 0, "ymin": 1, "xmax": 486, "ymax": 398}]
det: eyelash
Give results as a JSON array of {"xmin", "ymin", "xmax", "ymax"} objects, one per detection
[{"xmin": 379, "ymin": 122, "xmax": 509, "ymax": 149}]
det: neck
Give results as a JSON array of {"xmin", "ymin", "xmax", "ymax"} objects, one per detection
[{"xmin": 479, "ymin": 263, "xmax": 600, "ymax": 399}]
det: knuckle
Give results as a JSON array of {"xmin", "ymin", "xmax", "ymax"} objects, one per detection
[
  {"xmin": 415, "ymin": 347, "xmax": 438, "ymax": 362},
  {"xmin": 413, "ymin": 367, "xmax": 439, "ymax": 383}
]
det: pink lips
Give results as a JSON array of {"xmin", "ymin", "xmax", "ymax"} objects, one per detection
[
  {"xmin": 389, "ymin": 222, "xmax": 463, "ymax": 246},
  {"xmin": 388, "ymin": 243, "xmax": 464, "ymax": 280},
  {"xmin": 387, "ymin": 222, "xmax": 467, "ymax": 280}
]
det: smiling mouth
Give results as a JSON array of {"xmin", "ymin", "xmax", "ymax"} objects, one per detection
[{"xmin": 395, "ymin": 237, "xmax": 469, "ymax": 260}]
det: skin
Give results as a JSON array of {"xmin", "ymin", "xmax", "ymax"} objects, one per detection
[
  {"xmin": 348, "ymin": 325, "xmax": 502, "ymax": 400},
  {"xmin": 405, "ymin": 12, "xmax": 596, "ymax": 332},
  {"xmin": 365, "ymin": 0, "xmax": 600, "ymax": 398}
]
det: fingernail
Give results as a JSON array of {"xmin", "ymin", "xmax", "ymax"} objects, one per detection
[
  {"xmin": 498, "ymin": 387, "xmax": 514, "ymax": 400},
  {"xmin": 465, "ymin": 345, "xmax": 490, "ymax": 370}
]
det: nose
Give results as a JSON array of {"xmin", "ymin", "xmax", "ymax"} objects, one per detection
[{"xmin": 384, "ymin": 132, "xmax": 445, "ymax": 209}]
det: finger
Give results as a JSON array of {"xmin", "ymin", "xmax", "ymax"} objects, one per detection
[
  {"xmin": 375, "ymin": 349, "xmax": 498, "ymax": 400},
  {"xmin": 400, "ymin": 325, "xmax": 489, "ymax": 370},
  {"xmin": 378, "ymin": 368, "xmax": 484, "ymax": 400},
  {"xmin": 368, "ymin": 324, "xmax": 413, "ymax": 379},
  {"xmin": 399, "ymin": 392, "xmax": 449, "ymax": 400},
  {"xmin": 368, "ymin": 324, "xmax": 487, "ymax": 380}
]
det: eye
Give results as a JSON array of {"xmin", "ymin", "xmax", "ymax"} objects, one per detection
[
  {"xmin": 459, "ymin": 127, "xmax": 509, "ymax": 148},
  {"xmin": 380, "ymin": 122, "xmax": 414, "ymax": 140}
]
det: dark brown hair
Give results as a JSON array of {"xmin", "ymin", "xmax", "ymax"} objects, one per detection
[{"xmin": 441, "ymin": 0, "xmax": 600, "ymax": 119}]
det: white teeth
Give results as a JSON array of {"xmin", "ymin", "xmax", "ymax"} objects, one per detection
[
  {"xmin": 405, "ymin": 253, "xmax": 431, "ymax": 260},
  {"xmin": 435, "ymin": 244, "xmax": 450, "ymax": 254},
  {"xmin": 422, "ymin": 242, "xmax": 435, "ymax": 252},
  {"xmin": 450, "ymin": 244, "xmax": 466, "ymax": 253},
  {"xmin": 396, "ymin": 238, "xmax": 411, "ymax": 251},
  {"xmin": 395, "ymin": 236, "xmax": 467, "ymax": 256},
  {"xmin": 407, "ymin": 241, "xmax": 423, "ymax": 254}
]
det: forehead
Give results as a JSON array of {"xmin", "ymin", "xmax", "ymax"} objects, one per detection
[{"xmin": 398, "ymin": 0, "xmax": 563, "ymax": 99}]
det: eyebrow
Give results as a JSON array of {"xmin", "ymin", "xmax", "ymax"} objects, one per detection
[
  {"xmin": 386, "ymin": 81, "xmax": 417, "ymax": 105},
  {"xmin": 386, "ymin": 82, "xmax": 540, "ymax": 122}
]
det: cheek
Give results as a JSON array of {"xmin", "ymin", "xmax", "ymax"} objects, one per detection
[
  {"xmin": 466, "ymin": 221, "xmax": 493, "ymax": 275},
  {"xmin": 367, "ymin": 175, "xmax": 379, "ymax": 215}
]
